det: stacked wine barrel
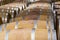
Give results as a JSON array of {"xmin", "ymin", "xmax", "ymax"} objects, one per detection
[
  {"xmin": 0, "ymin": 0, "xmax": 57, "ymax": 40},
  {"xmin": 54, "ymin": 1, "xmax": 60, "ymax": 40}
]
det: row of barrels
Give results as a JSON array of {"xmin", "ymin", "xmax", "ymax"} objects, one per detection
[
  {"xmin": 0, "ymin": 2, "xmax": 51, "ymax": 24},
  {"xmin": 0, "ymin": 1, "xmax": 60, "ymax": 40},
  {"xmin": 0, "ymin": 0, "xmax": 59, "ymax": 6}
]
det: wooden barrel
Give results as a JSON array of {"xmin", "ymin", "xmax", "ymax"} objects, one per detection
[
  {"xmin": 1, "ymin": 12, "xmax": 48, "ymax": 31},
  {"xmin": 55, "ymin": 1, "xmax": 60, "ymax": 15},
  {"xmin": 54, "ymin": 1, "xmax": 60, "ymax": 39},
  {"xmin": 8, "ymin": 6, "xmax": 41, "ymax": 22},
  {"xmin": 0, "ymin": 2, "xmax": 26, "ymax": 11},
  {"xmin": 1, "ymin": 17, "xmax": 50, "ymax": 31},
  {"xmin": 19, "ymin": 3, "xmax": 51, "ymax": 20},
  {"xmin": 21, "ymin": 2, "xmax": 51, "ymax": 17},
  {"xmin": 55, "ymin": 1, "xmax": 60, "ymax": 8},
  {"xmin": 55, "ymin": 2, "xmax": 60, "ymax": 40},
  {"xmin": 0, "ymin": 2, "xmax": 26, "ymax": 23},
  {"xmin": 26, "ymin": 2, "xmax": 51, "ymax": 10},
  {"xmin": 0, "ymin": 2, "xmax": 26, "ymax": 16},
  {"xmin": 0, "ymin": 28, "xmax": 56, "ymax": 40},
  {"xmin": 5, "ymin": 3, "xmax": 49, "ymax": 22}
]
